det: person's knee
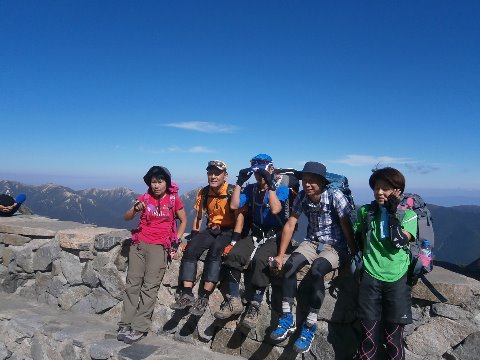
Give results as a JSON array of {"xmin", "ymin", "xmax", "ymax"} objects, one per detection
[
  {"xmin": 250, "ymin": 253, "xmax": 268, "ymax": 269},
  {"xmin": 224, "ymin": 249, "xmax": 248, "ymax": 270},
  {"xmin": 284, "ymin": 252, "xmax": 307, "ymax": 279},
  {"xmin": 311, "ymin": 257, "xmax": 333, "ymax": 279},
  {"xmin": 15, "ymin": 194, "xmax": 26, "ymax": 204},
  {"xmin": 182, "ymin": 243, "xmax": 200, "ymax": 261}
]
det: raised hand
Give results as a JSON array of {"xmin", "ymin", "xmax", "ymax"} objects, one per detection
[{"xmin": 236, "ymin": 168, "xmax": 253, "ymax": 186}]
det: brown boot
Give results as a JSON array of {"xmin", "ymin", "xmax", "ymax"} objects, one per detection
[
  {"xmin": 214, "ymin": 296, "xmax": 244, "ymax": 319},
  {"xmin": 241, "ymin": 301, "xmax": 260, "ymax": 329}
]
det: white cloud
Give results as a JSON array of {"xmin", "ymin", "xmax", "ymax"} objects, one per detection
[
  {"xmin": 335, "ymin": 154, "xmax": 414, "ymax": 167},
  {"xmin": 163, "ymin": 121, "xmax": 239, "ymax": 133},
  {"xmin": 187, "ymin": 146, "xmax": 213, "ymax": 153}
]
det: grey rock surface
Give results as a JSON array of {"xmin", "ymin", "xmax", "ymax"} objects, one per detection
[{"xmin": 0, "ymin": 293, "xmax": 245, "ymax": 360}]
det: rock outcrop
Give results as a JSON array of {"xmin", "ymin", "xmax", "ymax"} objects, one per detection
[{"xmin": 1, "ymin": 214, "xmax": 480, "ymax": 359}]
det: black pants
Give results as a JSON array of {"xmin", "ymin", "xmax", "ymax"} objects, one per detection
[
  {"xmin": 180, "ymin": 229, "xmax": 232, "ymax": 283},
  {"xmin": 223, "ymin": 233, "xmax": 280, "ymax": 288},
  {"xmin": 357, "ymin": 272, "xmax": 412, "ymax": 324},
  {"xmin": 282, "ymin": 252, "xmax": 332, "ymax": 311}
]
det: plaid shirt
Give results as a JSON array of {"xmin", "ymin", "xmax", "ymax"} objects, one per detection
[{"xmin": 292, "ymin": 188, "xmax": 351, "ymax": 249}]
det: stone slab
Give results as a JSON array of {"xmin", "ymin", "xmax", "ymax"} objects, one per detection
[
  {"xmin": 56, "ymin": 227, "xmax": 118, "ymax": 250},
  {"xmin": 0, "ymin": 215, "xmax": 92, "ymax": 237}
]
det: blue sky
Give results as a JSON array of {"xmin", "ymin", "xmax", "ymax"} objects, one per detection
[{"xmin": 1, "ymin": 1, "xmax": 479, "ymax": 205}]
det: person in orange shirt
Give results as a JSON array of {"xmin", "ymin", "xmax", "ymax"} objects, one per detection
[{"xmin": 171, "ymin": 160, "xmax": 244, "ymax": 316}]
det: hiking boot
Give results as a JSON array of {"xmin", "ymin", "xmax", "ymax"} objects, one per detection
[
  {"xmin": 270, "ymin": 312, "xmax": 296, "ymax": 341},
  {"xmin": 116, "ymin": 325, "xmax": 131, "ymax": 342},
  {"xmin": 241, "ymin": 302, "xmax": 260, "ymax": 330},
  {"xmin": 189, "ymin": 296, "xmax": 209, "ymax": 316},
  {"xmin": 170, "ymin": 293, "xmax": 195, "ymax": 310},
  {"xmin": 214, "ymin": 296, "xmax": 243, "ymax": 320},
  {"xmin": 293, "ymin": 322, "xmax": 317, "ymax": 353},
  {"xmin": 123, "ymin": 329, "xmax": 147, "ymax": 344}
]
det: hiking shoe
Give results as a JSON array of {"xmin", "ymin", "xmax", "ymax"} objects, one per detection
[
  {"xmin": 123, "ymin": 329, "xmax": 147, "ymax": 344},
  {"xmin": 214, "ymin": 296, "xmax": 243, "ymax": 319},
  {"xmin": 270, "ymin": 312, "xmax": 296, "ymax": 341},
  {"xmin": 293, "ymin": 322, "xmax": 317, "ymax": 353},
  {"xmin": 241, "ymin": 302, "xmax": 260, "ymax": 330},
  {"xmin": 116, "ymin": 325, "xmax": 131, "ymax": 342},
  {"xmin": 189, "ymin": 296, "xmax": 209, "ymax": 316},
  {"xmin": 170, "ymin": 293, "xmax": 195, "ymax": 310}
]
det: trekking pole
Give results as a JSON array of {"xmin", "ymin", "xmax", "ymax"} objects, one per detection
[{"xmin": 420, "ymin": 274, "xmax": 448, "ymax": 303}]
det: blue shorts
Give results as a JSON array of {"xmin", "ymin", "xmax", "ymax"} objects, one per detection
[{"xmin": 357, "ymin": 271, "xmax": 412, "ymax": 324}]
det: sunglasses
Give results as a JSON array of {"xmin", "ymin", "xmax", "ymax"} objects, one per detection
[
  {"xmin": 250, "ymin": 159, "xmax": 272, "ymax": 165},
  {"xmin": 208, "ymin": 160, "xmax": 226, "ymax": 168}
]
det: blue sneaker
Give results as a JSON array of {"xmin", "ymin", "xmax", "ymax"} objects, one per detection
[
  {"xmin": 270, "ymin": 312, "xmax": 296, "ymax": 341},
  {"xmin": 293, "ymin": 322, "xmax": 317, "ymax": 353}
]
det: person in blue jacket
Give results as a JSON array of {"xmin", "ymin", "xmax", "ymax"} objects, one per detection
[{"xmin": 214, "ymin": 153, "xmax": 290, "ymax": 330}]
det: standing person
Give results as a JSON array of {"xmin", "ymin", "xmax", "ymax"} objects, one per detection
[
  {"xmin": 0, "ymin": 193, "xmax": 26, "ymax": 217},
  {"xmin": 354, "ymin": 167, "xmax": 417, "ymax": 360},
  {"xmin": 170, "ymin": 160, "xmax": 244, "ymax": 316},
  {"xmin": 214, "ymin": 154, "xmax": 290, "ymax": 330},
  {"xmin": 118, "ymin": 166, "xmax": 187, "ymax": 344},
  {"xmin": 270, "ymin": 161, "xmax": 356, "ymax": 353}
]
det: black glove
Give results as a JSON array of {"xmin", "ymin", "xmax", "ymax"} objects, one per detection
[
  {"xmin": 170, "ymin": 241, "xmax": 179, "ymax": 251},
  {"xmin": 255, "ymin": 168, "xmax": 276, "ymax": 191},
  {"xmin": 389, "ymin": 217, "xmax": 409, "ymax": 249},
  {"xmin": 186, "ymin": 230, "xmax": 199, "ymax": 241},
  {"xmin": 384, "ymin": 194, "xmax": 400, "ymax": 215},
  {"xmin": 236, "ymin": 168, "xmax": 252, "ymax": 186},
  {"xmin": 231, "ymin": 232, "xmax": 241, "ymax": 243}
]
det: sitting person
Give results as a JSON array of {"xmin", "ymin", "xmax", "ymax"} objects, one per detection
[
  {"xmin": 171, "ymin": 160, "xmax": 245, "ymax": 316},
  {"xmin": 270, "ymin": 161, "xmax": 355, "ymax": 353},
  {"xmin": 0, "ymin": 193, "xmax": 27, "ymax": 217},
  {"xmin": 214, "ymin": 154, "xmax": 290, "ymax": 330}
]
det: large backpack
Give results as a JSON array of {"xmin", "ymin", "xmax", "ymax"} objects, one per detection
[
  {"xmin": 396, "ymin": 193, "xmax": 434, "ymax": 281},
  {"xmin": 326, "ymin": 171, "xmax": 356, "ymax": 223},
  {"xmin": 196, "ymin": 184, "xmax": 236, "ymax": 221}
]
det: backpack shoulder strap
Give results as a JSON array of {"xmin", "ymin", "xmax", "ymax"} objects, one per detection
[
  {"xmin": 197, "ymin": 185, "xmax": 210, "ymax": 221},
  {"xmin": 364, "ymin": 202, "xmax": 377, "ymax": 254},
  {"xmin": 296, "ymin": 190, "xmax": 309, "ymax": 214}
]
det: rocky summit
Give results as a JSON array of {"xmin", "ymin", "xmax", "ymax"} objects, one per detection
[{"xmin": 1, "ymin": 214, "xmax": 480, "ymax": 359}]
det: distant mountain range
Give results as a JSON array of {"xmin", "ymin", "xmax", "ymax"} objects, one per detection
[{"xmin": 2, "ymin": 180, "xmax": 479, "ymax": 267}]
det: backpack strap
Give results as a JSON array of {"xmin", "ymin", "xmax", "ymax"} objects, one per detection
[
  {"xmin": 169, "ymin": 192, "xmax": 178, "ymax": 244},
  {"xmin": 197, "ymin": 184, "xmax": 235, "ymax": 222},
  {"xmin": 196, "ymin": 185, "xmax": 210, "ymax": 221},
  {"xmin": 364, "ymin": 202, "xmax": 377, "ymax": 254}
]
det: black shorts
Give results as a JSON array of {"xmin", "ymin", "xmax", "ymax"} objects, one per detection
[{"xmin": 357, "ymin": 271, "xmax": 412, "ymax": 324}]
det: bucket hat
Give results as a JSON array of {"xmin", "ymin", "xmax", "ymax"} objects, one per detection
[
  {"xmin": 297, "ymin": 161, "xmax": 330, "ymax": 184},
  {"xmin": 143, "ymin": 166, "xmax": 172, "ymax": 186}
]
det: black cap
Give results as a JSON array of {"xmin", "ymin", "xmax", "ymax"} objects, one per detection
[
  {"xmin": 0, "ymin": 194, "xmax": 15, "ymax": 206},
  {"xmin": 143, "ymin": 166, "xmax": 172, "ymax": 187}
]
